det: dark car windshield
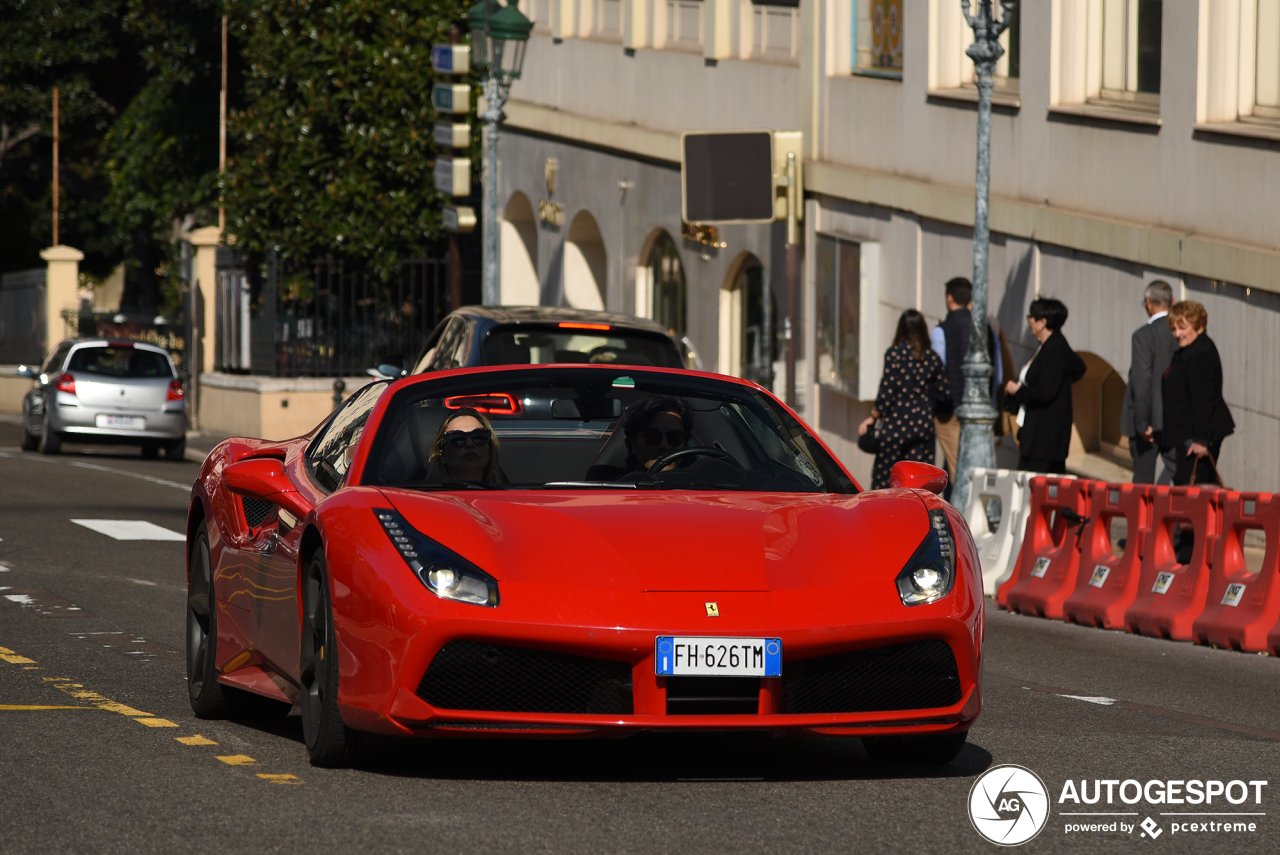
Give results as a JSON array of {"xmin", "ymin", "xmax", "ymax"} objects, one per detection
[
  {"xmin": 363, "ymin": 368, "xmax": 856, "ymax": 494},
  {"xmin": 481, "ymin": 324, "xmax": 683, "ymax": 368},
  {"xmin": 68, "ymin": 346, "xmax": 173, "ymax": 378}
]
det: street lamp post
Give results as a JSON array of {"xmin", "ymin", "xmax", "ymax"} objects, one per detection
[
  {"xmin": 467, "ymin": 0, "xmax": 533, "ymax": 306},
  {"xmin": 952, "ymin": 0, "xmax": 1014, "ymax": 513}
]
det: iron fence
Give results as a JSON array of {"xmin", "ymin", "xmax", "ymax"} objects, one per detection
[{"xmin": 263, "ymin": 251, "xmax": 450, "ymax": 377}]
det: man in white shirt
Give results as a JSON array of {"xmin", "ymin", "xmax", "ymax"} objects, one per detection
[{"xmin": 1119, "ymin": 280, "xmax": 1178, "ymax": 484}]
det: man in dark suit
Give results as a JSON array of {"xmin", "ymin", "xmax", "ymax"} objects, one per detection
[
  {"xmin": 1004, "ymin": 298, "xmax": 1086, "ymax": 474},
  {"xmin": 1119, "ymin": 281, "xmax": 1178, "ymax": 484}
]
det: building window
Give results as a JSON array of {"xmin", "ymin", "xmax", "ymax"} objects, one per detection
[
  {"xmin": 997, "ymin": 0, "xmax": 1020, "ymax": 85},
  {"xmin": 853, "ymin": 0, "xmax": 903, "ymax": 77},
  {"xmin": 930, "ymin": 0, "xmax": 1019, "ymax": 99},
  {"xmin": 814, "ymin": 235, "xmax": 860, "ymax": 396},
  {"xmin": 1255, "ymin": 0, "xmax": 1280, "ymax": 119},
  {"xmin": 751, "ymin": 0, "xmax": 800, "ymax": 63},
  {"xmin": 594, "ymin": 0, "xmax": 622, "ymax": 40},
  {"xmin": 1097, "ymin": 0, "xmax": 1162, "ymax": 105},
  {"xmin": 665, "ymin": 0, "xmax": 704, "ymax": 51}
]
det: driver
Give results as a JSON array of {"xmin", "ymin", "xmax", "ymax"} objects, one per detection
[
  {"xmin": 424, "ymin": 407, "xmax": 503, "ymax": 484},
  {"xmin": 622, "ymin": 395, "xmax": 694, "ymax": 473}
]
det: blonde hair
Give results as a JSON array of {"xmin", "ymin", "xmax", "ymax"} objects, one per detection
[
  {"xmin": 1168, "ymin": 300, "xmax": 1207, "ymax": 333},
  {"xmin": 425, "ymin": 407, "xmax": 502, "ymax": 484}
]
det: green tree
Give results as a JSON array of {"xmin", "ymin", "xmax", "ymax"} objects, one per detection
[{"xmin": 227, "ymin": 0, "xmax": 475, "ymax": 277}]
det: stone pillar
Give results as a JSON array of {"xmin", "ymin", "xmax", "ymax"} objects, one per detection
[
  {"xmin": 39, "ymin": 245, "xmax": 83, "ymax": 354},
  {"xmin": 187, "ymin": 226, "xmax": 222, "ymax": 374}
]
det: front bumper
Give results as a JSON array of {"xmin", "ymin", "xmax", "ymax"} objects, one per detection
[{"xmin": 335, "ymin": 584, "xmax": 983, "ymax": 739}]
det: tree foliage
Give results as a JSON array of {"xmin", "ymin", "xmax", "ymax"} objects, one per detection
[{"xmin": 227, "ymin": 0, "xmax": 476, "ymax": 278}]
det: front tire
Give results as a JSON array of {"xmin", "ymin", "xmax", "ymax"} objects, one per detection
[
  {"xmin": 301, "ymin": 550, "xmax": 355, "ymax": 767},
  {"xmin": 862, "ymin": 731, "xmax": 968, "ymax": 765},
  {"xmin": 187, "ymin": 520, "xmax": 292, "ymax": 720}
]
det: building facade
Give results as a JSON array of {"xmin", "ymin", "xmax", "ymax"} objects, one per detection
[{"xmin": 494, "ymin": 0, "xmax": 1280, "ymax": 490}]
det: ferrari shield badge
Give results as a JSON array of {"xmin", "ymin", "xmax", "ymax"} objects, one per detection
[{"xmin": 705, "ymin": 602, "xmax": 720, "ymax": 617}]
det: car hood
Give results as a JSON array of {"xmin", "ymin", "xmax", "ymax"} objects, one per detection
[{"xmin": 380, "ymin": 489, "xmax": 930, "ymax": 592}]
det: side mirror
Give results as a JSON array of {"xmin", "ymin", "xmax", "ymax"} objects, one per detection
[
  {"xmin": 16, "ymin": 365, "xmax": 37, "ymax": 379},
  {"xmin": 224, "ymin": 457, "xmax": 313, "ymax": 521},
  {"xmin": 889, "ymin": 461, "xmax": 948, "ymax": 495}
]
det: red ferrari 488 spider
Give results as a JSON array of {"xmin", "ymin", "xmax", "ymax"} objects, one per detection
[{"xmin": 185, "ymin": 365, "xmax": 983, "ymax": 767}]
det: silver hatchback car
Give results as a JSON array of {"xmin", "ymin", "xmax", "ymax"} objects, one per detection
[{"xmin": 19, "ymin": 338, "xmax": 187, "ymax": 459}]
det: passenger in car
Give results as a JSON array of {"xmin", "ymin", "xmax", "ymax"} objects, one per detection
[
  {"xmin": 622, "ymin": 395, "xmax": 694, "ymax": 474},
  {"xmin": 425, "ymin": 407, "xmax": 503, "ymax": 484}
]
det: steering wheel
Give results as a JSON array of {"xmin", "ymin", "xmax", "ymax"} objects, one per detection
[{"xmin": 646, "ymin": 446, "xmax": 743, "ymax": 476}]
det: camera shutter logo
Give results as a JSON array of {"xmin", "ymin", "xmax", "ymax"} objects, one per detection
[{"xmin": 968, "ymin": 764, "xmax": 1049, "ymax": 846}]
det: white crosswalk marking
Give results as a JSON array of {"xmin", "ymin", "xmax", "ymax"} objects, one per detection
[{"xmin": 70, "ymin": 519, "xmax": 185, "ymax": 541}]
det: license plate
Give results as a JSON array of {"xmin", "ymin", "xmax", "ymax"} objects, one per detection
[
  {"xmin": 654, "ymin": 637, "xmax": 781, "ymax": 677},
  {"xmin": 96, "ymin": 414, "xmax": 145, "ymax": 430}
]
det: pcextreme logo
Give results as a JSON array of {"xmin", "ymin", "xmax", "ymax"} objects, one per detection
[{"xmin": 969, "ymin": 765, "xmax": 1051, "ymax": 846}]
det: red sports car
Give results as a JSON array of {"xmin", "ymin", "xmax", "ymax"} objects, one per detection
[{"xmin": 185, "ymin": 365, "xmax": 983, "ymax": 767}]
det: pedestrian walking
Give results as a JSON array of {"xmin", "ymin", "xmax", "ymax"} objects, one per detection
[
  {"xmin": 1161, "ymin": 300, "xmax": 1234, "ymax": 486},
  {"xmin": 930, "ymin": 277, "xmax": 1001, "ymax": 484},
  {"xmin": 1003, "ymin": 298, "xmax": 1085, "ymax": 474},
  {"xmin": 859, "ymin": 310, "xmax": 951, "ymax": 490},
  {"xmin": 1120, "ymin": 280, "xmax": 1179, "ymax": 484}
]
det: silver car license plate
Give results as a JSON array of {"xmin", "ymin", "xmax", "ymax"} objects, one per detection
[{"xmin": 96, "ymin": 414, "xmax": 146, "ymax": 430}]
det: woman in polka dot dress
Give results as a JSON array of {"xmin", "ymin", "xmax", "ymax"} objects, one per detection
[{"xmin": 858, "ymin": 309, "xmax": 951, "ymax": 489}]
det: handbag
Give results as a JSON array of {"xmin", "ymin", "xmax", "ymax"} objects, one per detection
[
  {"xmin": 1189, "ymin": 454, "xmax": 1225, "ymax": 488},
  {"xmin": 858, "ymin": 419, "xmax": 883, "ymax": 455}
]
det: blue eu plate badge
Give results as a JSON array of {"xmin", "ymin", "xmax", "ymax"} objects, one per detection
[{"xmin": 655, "ymin": 637, "xmax": 782, "ymax": 677}]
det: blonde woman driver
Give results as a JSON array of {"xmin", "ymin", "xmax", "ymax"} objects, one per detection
[{"xmin": 424, "ymin": 407, "xmax": 503, "ymax": 484}]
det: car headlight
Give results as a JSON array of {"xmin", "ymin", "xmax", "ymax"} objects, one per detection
[
  {"xmin": 895, "ymin": 509, "xmax": 957, "ymax": 606},
  {"xmin": 374, "ymin": 509, "xmax": 499, "ymax": 607}
]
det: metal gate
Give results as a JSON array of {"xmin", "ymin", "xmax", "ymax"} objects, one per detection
[{"xmin": 0, "ymin": 268, "xmax": 46, "ymax": 364}]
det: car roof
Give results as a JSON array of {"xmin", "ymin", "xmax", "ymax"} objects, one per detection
[{"xmin": 449, "ymin": 305, "xmax": 672, "ymax": 335}]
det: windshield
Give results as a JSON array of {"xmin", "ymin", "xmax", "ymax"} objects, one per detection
[
  {"xmin": 481, "ymin": 324, "xmax": 683, "ymax": 368},
  {"xmin": 363, "ymin": 368, "xmax": 856, "ymax": 494},
  {"xmin": 68, "ymin": 346, "xmax": 173, "ymax": 379}
]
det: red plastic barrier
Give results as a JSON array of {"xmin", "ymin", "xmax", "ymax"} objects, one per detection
[
  {"xmin": 997, "ymin": 477, "xmax": 1093, "ymax": 619},
  {"xmin": 1123, "ymin": 486, "xmax": 1222, "ymax": 641},
  {"xmin": 1062, "ymin": 483, "xmax": 1155, "ymax": 629},
  {"xmin": 1191, "ymin": 492, "xmax": 1280, "ymax": 652}
]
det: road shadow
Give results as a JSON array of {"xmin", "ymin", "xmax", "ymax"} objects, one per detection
[{"xmin": 344, "ymin": 730, "xmax": 993, "ymax": 784}]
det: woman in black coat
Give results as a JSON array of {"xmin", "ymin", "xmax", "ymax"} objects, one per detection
[
  {"xmin": 858, "ymin": 309, "xmax": 950, "ymax": 489},
  {"xmin": 1161, "ymin": 300, "xmax": 1234, "ymax": 485},
  {"xmin": 1003, "ymin": 298, "xmax": 1086, "ymax": 474}
]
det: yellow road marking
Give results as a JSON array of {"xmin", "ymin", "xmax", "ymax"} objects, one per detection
[
  {"xmin": 1, "ymin": 653, "xmax": 37, "ymax": 664},
  {"xmin": 0, "ymin": 704, "xmax": 96, "ymax": 711},
  {"xmin": 96, "ymin": 702, "xmax": 150, "ymax": 716},
  {"xmin": 176, "ymin": 735, "xmax": 218, "ymax": 746},
  {"xmin": 257, "ymin": 774, "xmax": 302, "ymax": 785},
  {"xmin": 134, "ymin": 717, "xmax": 178, "ymax": 727},
  {"xmin": 216, "ymin": 754, "xmax": 257, "ymax": 766}
]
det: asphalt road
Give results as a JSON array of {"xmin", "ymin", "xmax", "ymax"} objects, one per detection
[{"xmin": 1, "ymin": 422, "xmax": 1277, "ymax": 855}]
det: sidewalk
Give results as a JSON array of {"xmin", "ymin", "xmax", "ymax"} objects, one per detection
[{"xmin": 184, "ymin": 429, "xmax": 230, "ymax": 464}]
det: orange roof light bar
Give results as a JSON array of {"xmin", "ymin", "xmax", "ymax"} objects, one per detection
[{"xmin": 558, "ymin": 322, "xmax": 611, "ymax": 331}]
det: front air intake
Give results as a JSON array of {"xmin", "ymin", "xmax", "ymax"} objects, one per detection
[
  {"xmin": 780, "ymin": 640, "xmax": 961, "ymax": 714},
  {"xmin": 418, "ymin": 641, "xmax": 633, "ymax": 715}
]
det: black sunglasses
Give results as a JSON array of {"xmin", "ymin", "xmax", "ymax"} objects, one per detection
[
  {"xmin": 641, "ymin": 428, "xmax": 687, "ymax": 447},
  {"xmin": 443, "ymin": 428, "xmax": 491, "ymax": 449}
]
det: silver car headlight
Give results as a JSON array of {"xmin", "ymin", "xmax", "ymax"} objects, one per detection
[
  {"xmin": 374, "ymin": 509, "xmax": 499, "ymax": 607},
  {"xmin": 895, "ymin": 509, "xmax": 957, "ymax": 606}
]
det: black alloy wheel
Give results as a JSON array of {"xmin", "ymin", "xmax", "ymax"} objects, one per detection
[
  {"xmin": 39, "ymin": 414, "xmax": 61, "ymax": 455},
  {"xmin": 300, "ymin": 550, "xmax": 354, "ymax": 767},
  {"xmin": 187, "ymin": 521, "xmax": 231, "ymax": 717},
  {"xmin": 862, "ymin": 731, "xmax": 969, "ymax": 765},
  {"xmin": 187, "ymin": 520, "xmax": 292, "ymax": 719}
]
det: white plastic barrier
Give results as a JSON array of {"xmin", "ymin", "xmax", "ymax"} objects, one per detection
[{"xmin": 962, "ymin": 468, "xmax": 1030, "ymax": 596}]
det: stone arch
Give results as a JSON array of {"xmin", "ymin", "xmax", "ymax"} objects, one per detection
[
  {"xmin": 563, "ymin": 210, "xmax": 606, "ymax": 310},
  {"xmin": 718, "ymin": 252, "xmax": 776, "ymax": 386},
  {"xmin": 500, "ymin": 191, "xmax": 539, "ymax": 305},
  {"xmin": 1071, "ymin": 351, "xmax": 1127, "ymax": 460},
  {"xmin": 636, "ymin": 228, "xmax": 687, "ymax": 337}
]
